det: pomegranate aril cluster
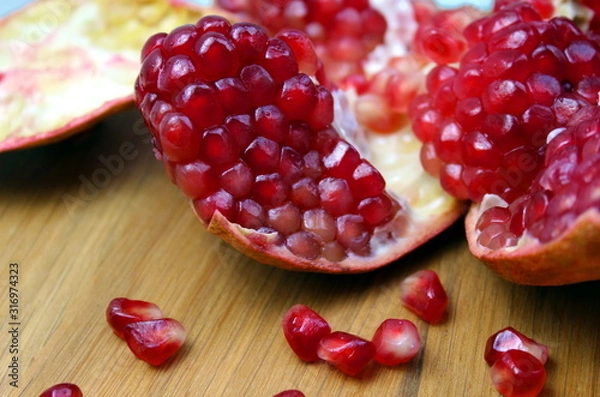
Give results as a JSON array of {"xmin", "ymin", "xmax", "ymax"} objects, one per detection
[
  {"xmin": 282, "ymin": 304, "xmax": 421, "ymax": 377},
  {"xmin": 476, "ymin": 106, "xmax": 600, "ymax": 248},
  {"xmin": 135, "ymin": 16, "xmax": 398, "ymax": 262},
  {"xmin": 485, "ymin": 327, "xmax": 549, "ymax": 397},
  {"xmin": 106, "ymin": 298, "xmax": 186, "ymax": 366},
  {"xmin": 219, "ymin": 0, "xmax": 387, "ymax": 84},
  {"xmin": 410, "ymin": 2, "xmax": 600, "ymax": 204}
]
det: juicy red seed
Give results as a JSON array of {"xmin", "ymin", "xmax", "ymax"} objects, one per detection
[
  {"xmin": 277, "ymin": 73, "xmax": 318, "ymax": 121},
  {"xmin": 267, "ymin": 202, "xmax": 302, "ymax": 235},
  {"xmin": 201, "ymin": 125, "xmax": 238, "ymax": 165},
  {"xmin": 123, "ymin": 318, "xmax": 187, "ymax": 366},
  {"xmin": 253, "ymin": 173, "xmax": 290, "ymax": 206},
  {"xmin": 240, "ymin": 64, "xmax": 278, "ymax": 108},
  {"xmin": 157, "ymin": 55, "xmax": 196, "ymax": 93},
  {"xmin": 254, "ymin": 105, "xmax": 289, "ymax": 142},
  {"xmin": 195, "ymin": 32, "xmax": 240, "ymax": 81},
  {"xmin": 358, "ymin": 195, "xmax": 393, "ymax": 226},
  {"xmin": 286, "ymin": 231, "xmax": 321, "ymax": 259},
  {"xmin": 215, "ymin": 77, "xmax": 251, "ymax": 114},
  {"xmin": 175, "ymin": 83, "xmax": 224, "ymax": 130},
  {"xmin": 175, "ymin": 161, "xmax": 217, "ymax": 199},
  {"xmin": 244, "ymin": 137, "xmax": 281, "ymax": 172},
  {"xmin": 39, "ymin": 383, "xmax": 83, "ymax": 397},
  {"xmin": 106, "ymin": 298, "xmax": 164, "ymax": 339},
  {"xmin": 490, "ymin": 350, "xmax": 547, "ymax": 397},
  {"xmin": 317, "ymin": 331, "xmax": 376, "ymax": 377},
  {"xmin": 290, "ymin": 178, "xmax": 320, "ymax": 209},
  {"xmin": 336, "ymin": 214, "xmax": 370, "ymax": 254},
  {"xmin": 158, "ymin": 113, "xmax": 200, "ymax": 163},
  {"xmin": 318, "ymin": 177, "xmax": 354, "ymax": 216},
  {"xmin": 282, "ymin": 304, "xmax": 331, "ymax": 362},
  {"xmin": 260, "ymin": 38, "xmax": 299, "ymax": 83},
  {"xmin": 196, "ymin": 14, "xmax": 232, "ymax": 35},
  {"xmin": 485, "ymin": 327, "xmax": 549, "ymax": 366},
  {"xmin": 163, "ymin": 24, "xmax": 197, "ymax": 54},
  {"xmin": 400, "ymin": 270, "xmax": 448, "ymax": 323},
  {"xmin": 372, "ymin": 319, "xmax": 422, "ymax": 366},
  {"xmin": 236, "ymin": 199, "xmax": 266, "ymax": 229},
  {"xmin": 193, "ymin": 189, "xmax": 237, "ymax": 224},
  {"xmin": 221, "ymin": 162, "xmax": 253, "ymax": 198},
  {"xmin": 273, "ymin": 390, "xmax": 306, "ymax": 397},
  {"xmin": 302, "ymin": 208, "xmax": 336, "ymax": 242}
]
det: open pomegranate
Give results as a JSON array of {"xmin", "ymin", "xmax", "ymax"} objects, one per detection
[
  {"xmin": 134, "ymin": 9, "xmax": 463, "ymax": 273},
  {"xmin": 409, "ymin": 0, "xmax": 600, "ymax": 285},
  {"xmin": 0, "ymin": 0, "xmax": 230, "ymax": 152}
]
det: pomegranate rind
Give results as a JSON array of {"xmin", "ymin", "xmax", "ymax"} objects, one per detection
[
  {"xmin": 467, "ymin": 201, "xmax": 600, "ymax": 285},
  {"xmin": 0, "ymin": 0, "xmax": 230, "ymax": 153}
]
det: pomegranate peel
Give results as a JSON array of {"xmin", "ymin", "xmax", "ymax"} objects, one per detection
[
  {"xmin": 467, "ymin": 200, "xmax": 600, "ymax": 285},
  {"xmin": 0, "ymin": 0, "xmax": 232, "ymax": 153}
]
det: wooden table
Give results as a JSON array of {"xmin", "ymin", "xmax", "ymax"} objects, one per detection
[{"xmin": 1, "ymin": 107, "xmax": 598, "ymax": 396}]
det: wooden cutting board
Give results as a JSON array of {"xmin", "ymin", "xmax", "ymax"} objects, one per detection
[{"xmin": 1, "ymin": 107, "xmax": 598, "ymax": 396}]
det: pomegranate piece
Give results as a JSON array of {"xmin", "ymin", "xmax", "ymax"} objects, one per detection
[
  {"xmin": 39, "ymin": 383, "xmax": 83, "ymax": 397},
  {"xmin": 123, "ymin": 318, "xmax": 187, "ymax": 366},
  {"xmin": 400, "ymin": 270, "xmax": 448, "ymax": 323},
  {"xmin": 411, "ymin": 2, "xmax": 600, "ymax": 203},
  {"xmin": 282, "ymin": 304, "xmax": 332, "ymax": 362},
  {"xmin": 371, "ymin": 319, "xmax": 421, "ymax": 366},
  {"xmin": 490, "ymin": 350, "xmax": 547, "ymax": 397},
  {"xmin": 485, "ymin": 326, "xmax": 549, "ymax": 366},
  {"xmin": 273, "ymin": 390, "xmax": 305, "ymax": 397},
  {"xmin": 135, "ymin": 14, "xmax": 464, "ymax": 274},
  {"xmin": 106, "ymin": 297, "xmax": 164, "ymax": 339},
  {"xmin": 317, "ymin": 331, "xmax": 376, "ymax": 376}
]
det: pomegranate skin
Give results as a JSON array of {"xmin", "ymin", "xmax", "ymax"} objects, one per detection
[{"xmin": 467, "ymin": 205, "xmax": 600, "ymax": 285}]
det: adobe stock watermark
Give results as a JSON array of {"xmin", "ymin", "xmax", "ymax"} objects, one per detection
[
  {"xmin": 8, "ymin": 0, "xmax": 78, "ymax": 58},
  {"xmin": 61, "ymin": 118, "xmax": 152, "ymax": 214}
]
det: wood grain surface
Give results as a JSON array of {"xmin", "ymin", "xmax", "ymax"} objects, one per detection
[{"xmin": 1, "ymin": 107, "xmax": 598, "ymax": 396}]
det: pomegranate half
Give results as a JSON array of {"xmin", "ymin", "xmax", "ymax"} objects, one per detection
[
  {"xmin": 0, "ymin": 0, "xmax": 231, "ymax": 152},
  {"xmin": 133, "ymin": 5, "xmax": 465, "ymax": 273}
]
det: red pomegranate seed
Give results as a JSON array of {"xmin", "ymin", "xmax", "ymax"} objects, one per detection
[
  {"xmin": 490, "ymin": 350, "xmax": 547, "ymax": 397},
  {"xmin": 400, "ymin": 270, "xmax": 448, "ymax": 323},
  {"xmin": 282, "ymin": 304, "xmax": 331, "ymax": 362},
  {"xmin": 485, "ymin": 327, "xmax": 549, "ymax": 366},
  {"xmin": 39, "ymin": 383, "xmax": 83, "ymax": 397},
  {"xmin": 371, "ymin": 319, "xmax": 421, "ymax": 366},
  {"xmin": 123, "ymin": 318, "xmax": 187, "ymax": 366},
  {"xmin": 106, "ymin": 298, "xmax": 164, "ymax": 339},
  {"xmin": 273, "ymin": 390, "xmax": 305, "ymax": 397},
  {"xmin": 317, "ymin": 331, "xmax": 375, "ymax": 376}
]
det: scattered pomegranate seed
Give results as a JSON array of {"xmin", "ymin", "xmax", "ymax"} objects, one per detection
[
  {"xmin": 400, "ymin": 269, "xmax": 448, "ymax": 323},
  {"xmin": 317, "ymin": 331, "xmax": 376, "ymax": 376},
  {"xmin": 106, "ymin": 297, "xmax": 164, "ymax": 339},
  {"xmin": 39, "ymin": 383, "xmax": 83, "ymax": 397},
  {"xmin": 371, "ymin": 318, "xmax": 421, "ymax": 366},
  {"xmin": 485, "ymin": 327, "xmax": 549, "ymax": 366},
  {"xmin": 490, "ymin": 350, "xmax": 547, "ymax": 397},
  {"xmin": 282, "ymin": 304, "xmax": 332, "ymax": 362},
  {"xmin": 273, "ymin": 390, "xmax": 305, "ymax": 397},
  {"xmin": 123, "ymin": 318, "xmax": 187, "ymax": 366}
]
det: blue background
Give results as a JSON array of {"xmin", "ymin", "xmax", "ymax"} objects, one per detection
[{"xmin": 0, "ymin": 0, "xmax": 492, "ymax": 17}]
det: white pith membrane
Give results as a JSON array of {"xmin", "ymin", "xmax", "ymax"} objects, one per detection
[
  {"xmin": 205, "ymin": 0, "xmax": 464, "ymax": 273},
  {"xmin": 0, "ymin": 0, "xmax": 222, "ymax": 152}
]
